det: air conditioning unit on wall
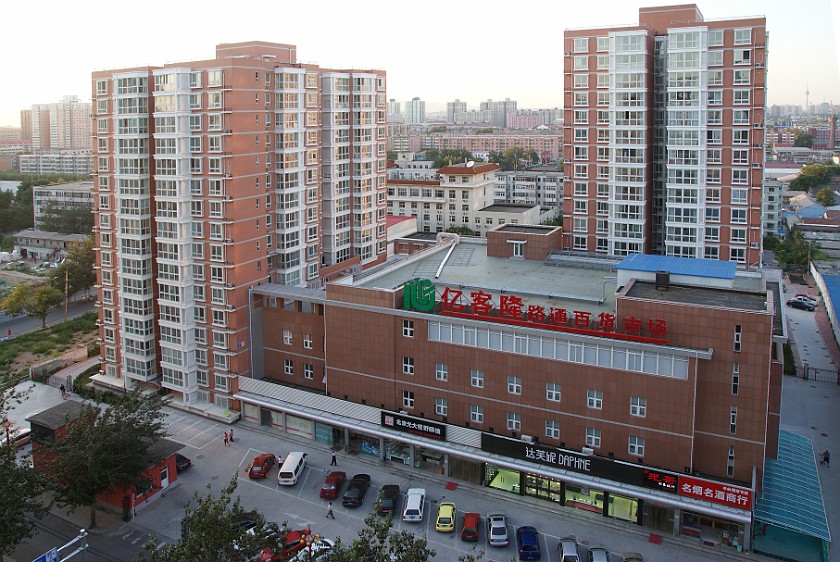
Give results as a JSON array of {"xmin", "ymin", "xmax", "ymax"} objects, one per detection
[{"xmin": 581, "ymin": 447, "xmax": 595, "ymax": 456}]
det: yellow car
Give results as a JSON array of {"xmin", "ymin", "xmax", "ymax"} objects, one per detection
[{"xmin": 435, "ymin": 502, "xmax": 457, "ymax": 532}]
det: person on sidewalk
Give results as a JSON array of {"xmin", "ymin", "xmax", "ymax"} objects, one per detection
[
  {"xmin": 59, "ymin": 384, "xmax": 66, "ymax": 399},
  {"xmin": 229, "ymin": 428, "xmax": 234, "ymax": 442},
  {"xmin": 330, "ymin": 451, "xmax": 337, "ymax": 466},
  {"xmin": 223, "ymin": 432, "xmax": 229, "ymax": 446},
  {"xmin": 821, "ymin": 450, "xmax": 830, "ymax": 467},
  {"xmin": 326, "ymin": 502, "xmax": 335, "ymax": 519}
]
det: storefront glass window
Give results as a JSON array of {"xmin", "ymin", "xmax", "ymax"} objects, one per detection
[
  {"xmin": 564, "ymin": 484, "xmax": 604, "ymax": 514},
  {"xmin": 607, "ymin": 493, "xmax": 638, "ymax": 523},
  {"xmin": 485, "ymin": 464, "xmax": 521, "ymax": 495},
  {"xmin": 524, "ymin": 473, "xmax": 561, "ymax": 502}
]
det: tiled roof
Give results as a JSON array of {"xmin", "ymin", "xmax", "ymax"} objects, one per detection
[{"xmin": 436, "ymin": 163, "xmax": 500, "ymax": 175}]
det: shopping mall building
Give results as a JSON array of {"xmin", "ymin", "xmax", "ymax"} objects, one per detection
[{"xmin": 235, "ymin": 225, "xmax": 786, "ymax": 552}]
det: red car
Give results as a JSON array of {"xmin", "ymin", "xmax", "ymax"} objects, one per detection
[
  {"xmin": 248, "ymin": 453, "xmax": 276, "ymax": 479},
  {"xmin": 319, "ymin": 470, "xmax": 346, "ymax": 498}
]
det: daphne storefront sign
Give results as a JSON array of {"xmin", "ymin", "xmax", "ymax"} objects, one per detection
[{"xmin": 403, "ymin": 278, "xmax": 669, "ymax": 344}]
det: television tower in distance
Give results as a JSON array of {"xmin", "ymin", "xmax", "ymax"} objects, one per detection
[{"xmin": 805, "ymin": 84, "xmax": 810, "ymax": 113}]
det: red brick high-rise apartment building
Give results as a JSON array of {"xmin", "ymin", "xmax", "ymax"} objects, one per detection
[
  {"xmin": 563, "ymin": 5, "xmax": 766, "ymax": 266},
  {"xmin": 90, "ymin": 41, "xmax": 387, "ymax": 413}
]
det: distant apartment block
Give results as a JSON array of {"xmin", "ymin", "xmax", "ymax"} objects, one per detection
[
  {"xmin": 20, "ymin": 109, "xmax": 32, "ymax": 143},
  {"xmin": 405, "ymin": 97, "xmax": 426, "ymax": 124},
  {"xmin": 91, "ymin": 41, "xmax": 387, "ymax": 412},
  {"xmin": 387, "ymin": 153, "xmax": 438, "ymax": 181},
  {"xmin": 446, "ymin": 99, "xmax": 467, "ymax": 123},
  {"xmin": 432, "ymin": 133, "xmax": 562, "ymax": 161},
  {"xmin": 19, "ymin": 150, "xmax": 93, "ymax": 175},
  {"xmin": 480, "ymin": 98, "xmax": 518, "ymax": 127},
  {"xmin": 506, "ymin": 109, "xmax": 559, "ymax": 129},
  {"xmin": 495, "ymin": 166, "xmax": 563, "ymax": 208},
  {"xmin": 32, "ymin": 181, "xmax": 94, "ymax": 230},
  {"xmin": 563, "ymin": 4, "xmax": 767, "ymax": 265},
  {"xmin": 31, "ymin": 95, "xmax": 91, "ymax": 150}
]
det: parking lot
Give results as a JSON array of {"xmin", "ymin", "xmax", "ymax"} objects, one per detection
[{"xmin": 131, "ymin": 408, "xmax": 758, "ymax": 562}]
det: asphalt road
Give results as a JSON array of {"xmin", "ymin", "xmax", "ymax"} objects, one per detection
[{"xmin": 0, "ymin": 298, "xmax": 95, "ymax": 338}]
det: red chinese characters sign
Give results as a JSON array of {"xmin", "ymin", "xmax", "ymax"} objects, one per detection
[
  {"xmin": 421, "ymin": 282, "xmax": 668, "ymax": 344},
  {"xmin": 678, "ymin": 475, "xmax": 752, "ymax": 510}
]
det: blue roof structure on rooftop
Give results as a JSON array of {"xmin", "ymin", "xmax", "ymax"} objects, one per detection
[{"xmin": 616, "ymin": 254, "xmax": 737, "ymax": 280}]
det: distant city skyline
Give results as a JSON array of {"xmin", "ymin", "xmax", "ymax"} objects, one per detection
[{"xmin": 1, "ymin": 0, "xmax": 838, "ymax": 127}]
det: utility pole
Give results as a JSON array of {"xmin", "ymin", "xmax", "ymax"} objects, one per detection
[{"xmin": 64, "ymin": 268, "xmax": 69, "ymax": 322}]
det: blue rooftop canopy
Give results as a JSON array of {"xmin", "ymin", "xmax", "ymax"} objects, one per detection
[{"xmin": 616, "ymin": 254, "xmax": 737, "ymax": 280}]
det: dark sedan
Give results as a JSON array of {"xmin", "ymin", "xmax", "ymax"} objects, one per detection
[
  {"xmin": 174, "ymin": 453, "xmax": 192, "ymax": 473},
  {"xmin": 342, "ymin": 474, "xmax": 371, "ymax": 507},
  {"xmin": 377, "ymin": 484, "xmax": 400, "ymax": 515}
]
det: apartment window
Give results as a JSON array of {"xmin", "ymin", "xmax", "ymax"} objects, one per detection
[
  {"xmin": 470, "ymin": 369, "xmax": 484, "ymax": 388},
  {"xmin": 574, "ymin": 146, "xmax": 588, "ymax": 160},
  {"xmin": 705, "ymin": 226, "xmax": 720, "ymax": 242},
  {"xmin": 707, "ymin": 70, "xmax": 723, "ymax": 86},
  {"xmin": 574, "ymin": 93, "xmax": 588, "ymax": 106},
  {"xmin": 403, "ymin": 391, "xmax": 415, "ymax": 409},
  {"xmin": 402, "ymin": 356, "xmax": 414, "ymax": 375},
  {"xmin": 732, "ymin": 364, "xmax": 740, "ymax": 395},
  {"xmin": 734, "ymin": 28, "xmax": 752, "ymax": 45},
  {"xmin": 731, "ymin": 188, "xmax": 748, "ymax": 205},
  {"xmin": 731, "ymin": 208, "xmax": 747, "ymax": 224},
  {"xmin": 707, "ymin": 91, "xmax": 722, "ymax": 106},
  {"xmin": 732, "ymin": 149, "xmax": 749, "ymax": 165},
  {"xmin": 596, "ymin": 55, "xmax": 609, "ymax": 70},
  {"xmin": 707, "ymin": 50, "xmax": 723, "ymax": 66},
  {"xmin": 470, "ymin": 404, "xmax": 484, "ymax": 423},
  {"xmin": 435, "ymin": 398, "xmax": 448, "ymax": 416},
  {"xmin": 304, "ymin": 364, "xmax": 314, "ymax": 380},
  {"xmin": 284, "ymin": 359, "xmax": 294, "ymax": 376},
  {"xmin": 304, "ymin": 334, "xmax": 312, "ymax": 349},
  {"xmin": 707, "ymin": 129, "xmax": 722, "ymax": 145},
  {"xmin": 585, "ymin": 427, "xmax": 601, "ymax": 448},
  {"xmin": 706, "ymin": 206, "xmax": 720, "ymax": 222},
  {"xmin": 597, "ymin": 92, "xmax": 609, "ymax": 106},
  {"xmin": 730, "ymin": 247, "xmax": 746, "ymax": 263},
  {"xmin": 507, "ymin": 376, "xmax": 522, "ymax": 395},
  {"xmin": 734, "ymin": 325, "xmax": 742, "ymax": 352},
  {"xmin": 402, "ymin": 319, "xmax": 414, "ymax": 338},
  {"xmin": 628, "ymin": 396, "xmax": 648, "ymax": 418},
  {"xmin": 732, "ymin": 169, "xmax": 749, "ymax": 184},
  {"xmin": 573, "ymin": 235, "xmax": 587, "ymax": 251},
  {"xmin": 727, "ymin": 446, "xmax": 736, "ymax": 477},
  {"xmin": 587, "ymin": 389, "xmax": 603, "ymax": 409},
  {"xmin": 574, "ymin": 128, "xmax": 588, "ymax": 143},
  {"xmin": 574, "ymin": 55, "xmax": 589, "ymax": 71},
  {"xmin": 574, "ymin": 74, "xmax": 588, "ymax": 89},
  {"xmin": 628, "ymin": 436, "xmax": 645, "ymax": 457},
  {"xmin": 730, "ymin": 405, "xmax": 738, "ymax": 434},
  {"xmin": 734, "ymin": 49, "xmax": 751, "ymax": 65},
  {"xmin": 573, "ymin": 37, "xmax": 588, "ymax": 53},
  {"xmin": 574, "ymin": 200, "xmax": 588, "ymax": 214},
  {"xmin": 734, "ymin": 90, "xmax": 750, "ymax": 106},
  {"xmin": 283, "ymin": 329, "xmax": 292, "ymax": 345},
  {"xmin": 597, "ymin": 74, "xmax": 609, "ymax": 88},
  {"xmin": 507, "ymin": 412, "xmax": 521, "ymax": 432},
  {"xmin": 435, "ymin": 362, "xmax": 448, "ymax": 381},
  {"xmin": 707, "ymin": 148, "xmax": 722, "ymax": 164},
  {"xmin": 708, "ymin": 29, "xmax": 724, "ymax": 47},
  {"xmin": 545, "ymin": 420, "xmax": 560, "ymax": 439}
]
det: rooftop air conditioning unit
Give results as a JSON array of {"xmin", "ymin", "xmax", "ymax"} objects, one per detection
[
  {"xmin": 581, "ymin": 447, "xmax": 595, "ymax": 456},
  {"xmin": 521, "ymin": 435, "xmax": 535, "ymax": 444}
]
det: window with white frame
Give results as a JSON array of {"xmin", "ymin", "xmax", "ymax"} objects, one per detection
[
  {"xmin": 574, "ymin": 92, "xmax": 588, "ymax": 106},
  {"xmin": 734, "ymin": 28, "xmax": 751, "ymax": 45},
  {"xmin": 545, "ymin": 420, "xmax": 560, "ymax": 439},
  {"xmin": 585, "ymin": 427, "xmax": 601, "ymax": 448},
  {"xmin": 470, "ymin": 404, "xmax": 484, "ymax": 423},
  {"xmin": 574, "ymin": 74, "xmax": 588, "ymax": 89},
  {"xmin": 707, "ymin": 29, "xmax": 724, "ymax": 47},
  {"xmin": 730, "ymin": 405, "xmax": 738, "ymax": 434},
  {"xmin": 574, "ymin": 56, "xmax": 589, "ymax": 71},
  {"xmin": 507, "ymin": 412, "xmax": 521, "ymax": 431},
  {"xmin": 304, "ymin": 334, "xmax": 313, "ymax": 349},
  {"xmin": 507, "ymin": 376, "xmax": 522, "ymax": 395},
  {"xmin": 731, "ymin": 208, "xmax": 748, "ymax": 223},
  {"xmin": 707, "ymin": 50, "xmax": 723, "ymax": 66},
  {"xmin": 403, "ymin": 391, "xmax": 414, "ymax": 409},
  {"xmin": 435, "ymin": 362, "xmax": 448, "ymax": 381},
  {"xmin": 732, "ymin": 363, "xmax": 740, "ymax": 395},
  {"xmin": 734, "ymin": 49, "xmax": 751, "ymax": 65},
  {"xmin": 304, "ymin": 363, "xmax": 314, "ymax": 379},
  {"xmin": 471, "ymin": 369, "xmax": 484, "ymax": 388},
  {"xmin": 629, "ymin": 435, "xmax": 645, "ymax": 456},
  {"xmin": 435, "ymin": 397, "xmax": 448, "ymax": 416},
  {"xmin": 283, "ymin": 329, "xmax": 292, "ymax": 345},
  {"xmin": 733, "ymin": 69, "xmax": 750, "ymax": 85},
  {"xmin": 733, "ymin": 90, "xmax": 750, "ymax": 105},
  {"xmin": 734, "ymin": 325, "xmax": 742, "ymax": 352},
  {"xmin": 731, "ymin": 188, "xmax": 748, "ymax": 205},
  {"xmin": 587, "ymin": 389, "xmax": 603, "ymax": 409},
  {"xmin": 630, "ymin": 396, "xmax": 647, "ymax": 417},
  {"xmin": 727, "ymin": 446, "xmax": 735, "ymax": 477},
  {"xmin": 402, "ymin": 356, "xmax": 414, "ymax": 375},
  {"xmin": 573, "ymin": 37, "xmax": 588, "ymax": 52},
  {"xmin": 284, "ymin": 359, "xmax": 293, "ymax": 375},
  {"xmin": 597, "ymin": 36, "xmax": 610, "ymax": 51},
  {"xmin": 402, "ymin": 319, "xmax": 414, "ymax": 337}
]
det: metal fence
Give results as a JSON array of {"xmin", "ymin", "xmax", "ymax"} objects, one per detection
[{"xmin": 803, "ymin": 363, "xmax": 840, "ymax": 384}]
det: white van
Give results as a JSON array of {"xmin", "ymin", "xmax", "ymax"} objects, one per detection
[
  {"xmin": 277, "ymin": 452, "xmax": 308, "ymax": 486},
  {"xmin": 402, "ymin": 488, "xmax": 426, "ymax": 522}
]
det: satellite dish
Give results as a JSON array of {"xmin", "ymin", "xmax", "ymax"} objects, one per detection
[{"xmin": 466, "ymin": 160, "xmax": 475, "ymax": 168}]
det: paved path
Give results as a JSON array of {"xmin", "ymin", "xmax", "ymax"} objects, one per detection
[{"xmin": 0, "ymin": 299, "xmax": 95, "ymax": 338}]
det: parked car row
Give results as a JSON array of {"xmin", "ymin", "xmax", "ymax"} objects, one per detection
[{"xmin": 517, "ymin": 530, "xmax": 645, "ymax": 561}]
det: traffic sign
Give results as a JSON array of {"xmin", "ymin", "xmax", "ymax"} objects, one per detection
[{"xmin": 32, "ymin": 547, "xmax": 58, "ymax": 562}]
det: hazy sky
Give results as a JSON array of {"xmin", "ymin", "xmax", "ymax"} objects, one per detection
[{"xmin": 1, "ymin": 0, "xmax": 838, "ymax": 126}]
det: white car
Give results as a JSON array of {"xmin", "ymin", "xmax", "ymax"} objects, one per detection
[
  {"xmin": 402, "ymin": 488, "xmax": 426, "ymax": 522},
  {"xmin": 486, "ymin": 512, "xmax": 509, "ymax": 546}
]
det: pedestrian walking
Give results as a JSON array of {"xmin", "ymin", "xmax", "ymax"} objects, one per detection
[
  {"xmin": 821, "ymin": 450, "xmax": 830, "ymax": 467},
  {"xmin": 59, "ymin": 384, "xmax": 66, "ymax": 399},
  {"xmin": 326, "ymin": 502, "xmax": 335, "ymax": 519},
  {"xmin": 229, "ymin": 428, "xmax": 234, "ymax": 442},
  {"xmin": 223, "ymin": 431, "xmax": 229, "ymax": 446},
  {"xmin": 330, "ymin": 451, "xmax": 337, "ymax": 466},
  {"xmin": 6, "ymin": 328, "xmax": 10, "ymax": 338}
]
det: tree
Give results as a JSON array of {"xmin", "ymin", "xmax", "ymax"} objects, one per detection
[
  {"xmin": 39, "ymin": 200, "xmax": 94, "ymax": 234},
  {"xmin": 325, "ymin": 512, "xmax": 436, "ymax": 562},
  {"xmin": 386, "ymin": 150, "xmax": 398, "ymax": 162},
  {"xmin": 143, "ymin": 476, "xmax": 285, "ymax": 562},
  {"xmin": 0, "ymin": 371, "xmax": 51, "ymax": 556},
  {"xmin": 423, "ymin": 148, "xmax": 476, "ymax": 168},
  {"xmin": 488, "ymin": 147, "xmax": 539, "ymax": 171},
  {"xmin": 816, "ymin": 187, "xmax": 836, "ymax": 207},
  {"xmin": 39, "ymin": 390, "xmax": 167, "ymax": 528},
  {"xmin": 446, "ymin": 226, "xmax": 477, "ymax": 237},
  {"xmin": 0, "ymin": 283, "xmax": 64, "ymax": 328},
  {"xmin": 775, "ymin": 231, "xmax": 825, "ymax": 269},
  {"xmin": 793, "ymin": 129, "xmax": 813, "ymax": 148},
  {"xmin": 49, "ymin": 236, "xmax": 96, "ymax": 298}
]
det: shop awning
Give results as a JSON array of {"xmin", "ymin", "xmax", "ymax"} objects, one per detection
[{"xmin": 754, "ymin": 430, "xmax": 830, "ymax": 541}]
